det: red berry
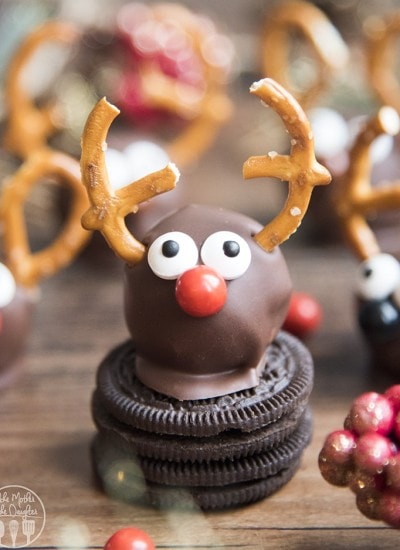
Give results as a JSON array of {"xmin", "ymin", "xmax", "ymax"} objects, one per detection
[
  {"xmin": 384, "ymin": 385, "xmax": 400, "ymax": 413},
  {"xmin": 349, "ymin": 468, "xmax": 386, "ymax": 495},
  {"xmin": 320, "ymin": 430, "xmax": 356, "ymax": 465},
  {"xmin": 318, "ymin": 451, "xmax": 353, "ymax": 486},
  {"xmin": 394, "ymin": 412, "xmax": 400, "ymax": 443},
  {"xmin": 356, "ymin": 492, "xmax": 381, "ymax": 520},
  {"xmin": 386, "ymin": 453, "xmax": 400, "ymax": 490},
  {"xmin": 282, "ymin": 292, "xmax": 322, "ymax": 338},
  {"xmin": 378, "ymin": 489, "xmax": 400, "ymax": 527},
  {"xmin": 175, "ymin": 265, "xmax": 227, "ymax": 317},
  {"xmin": 354, "ymin": 432, "xmax": 395, "ymax": 473},
  {"xmin": 348, "ymin": 392, "xmax": 395, "ymax": 435},
  {"xmin": 104, "ymin": 527, "xmax": 155, "ymax": 550}
]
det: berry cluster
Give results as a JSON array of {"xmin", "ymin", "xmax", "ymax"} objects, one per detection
[{"xmin": 319, "ymin": 385, "xmax": 400, "ymax": 527}]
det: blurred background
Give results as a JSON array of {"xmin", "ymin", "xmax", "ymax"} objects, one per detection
[{"xmin": 1, "ymin": 0, "xmax": 400, "ymax": 250}]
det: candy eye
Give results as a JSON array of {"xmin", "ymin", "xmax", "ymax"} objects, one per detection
[
  {"xmin": 200, "ymin": 231, "xmax": 251, "ymax": 280},
  {"xmin": 356, "ymin": 253, "xmax": 400, "ymax": 300},
  {"xmin": 0, "ymin": 263, "xmax": 16, "ymax": 308},
  {"xmin": 147, "ymin": 231, "xmax": 198, "ymax": 280}
]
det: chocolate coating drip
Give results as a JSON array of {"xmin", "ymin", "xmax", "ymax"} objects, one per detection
[{"xmin": 124, "ymin": 204, "xmax": 292, "ymax": 400}]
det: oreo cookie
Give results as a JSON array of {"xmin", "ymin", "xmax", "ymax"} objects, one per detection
[
  {"xmin": 92, "ymin": 436, "xmax": 303, "ymax": 510},
  {"xmin": 95, "ymin": 331, "xmax": 313, "ymax": 436},
  {"xmin": 92, "ymin": 392, "xmax": 309, "ymax": 461},
  {"xmin": 93, "ymin": 408, "xmax": 312, "ymax": 486},
  {"xmin": 91, "ymin": 331, "xmax": 314, "ymax": 509}
]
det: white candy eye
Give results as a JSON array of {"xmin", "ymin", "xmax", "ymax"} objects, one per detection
[
  {"xmin": 147, "ymin": 231, "xmax": 198, "ymax": 280},
  {"xmin": 0, "ymin": 263, "xmax": 16, "ymax": 308},
  {"xmin": 356, "ymin": 253, "xmax": 400, "ymax": 300},
  {"xmin": 200, "ymin": 231, "xmax": 251, "ymax": 280}
]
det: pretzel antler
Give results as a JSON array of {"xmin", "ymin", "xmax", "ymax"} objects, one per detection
[
  {"xmin": 0, "ymin": 148, "xmax": 90, "ymax": 288},
  {"xmin": 335, "ymin": 107, "xmax": 400, "ymax": 261},
  {"xmin": 3, "ymin": 21, "xmax": 80, "ymax": 159},
  {"xmin": 243, "ymin": 78, "xmax": 331, "ymax": 252},
  {"xmin": 365, "ymin": 12, "xmax": 400, "ymax": 114},
  {"xmin": 262, "ymin": 0, "xmax": 348, "ymax": 110},
  {"xmin": 80, "ymin": 98, "xmax": 180, "ymax": 265}
]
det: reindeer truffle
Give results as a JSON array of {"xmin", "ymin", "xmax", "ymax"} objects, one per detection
[
  {"xmin": 81, "ymin": 78, "xmax": 331, "ymax": 508},
  {"xmin": 334, "ymin": 106, "xmax": 400, "ymax": 377}
]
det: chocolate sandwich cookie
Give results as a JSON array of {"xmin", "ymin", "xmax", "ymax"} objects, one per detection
[
  {"xmin": 92, "ymin": 436, "xmax": 303, "ymax": 510},
  {"xmin": 144, "ymin": 460, "xmax": 302, "ymax": 510},
  {"xmin": 95, "ymin": 331, "xmax": 313, "ymax": 437},
  {"xmin": 92, "ymin": 392, "xmax": 309, "ymax": 461},
  {"xmin": 93, "ymin": 407, "xmax": 312, "ymax": 486}
]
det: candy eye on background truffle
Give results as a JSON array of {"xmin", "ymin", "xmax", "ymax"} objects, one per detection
[
  {"xmin": 0, "ymin": 263, "xmax": 17, "ymax": 309},
  {"xmin": 356, "ymin": 253, "xmax": 400, "ymax": 301}
]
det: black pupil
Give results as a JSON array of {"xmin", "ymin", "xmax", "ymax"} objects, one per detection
[
  {"xmin": 162, "ymin": 240, "xmax": 179, "ymax": 258},
  {"xmin": 223, "ymin": 240, "xmax": 240, "ymax": 258},
  {"xmin": 363, "ymin": 266, "xmax": 373, "ymax": 278}
]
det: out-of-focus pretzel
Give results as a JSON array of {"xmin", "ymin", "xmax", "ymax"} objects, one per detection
[
  {"xmin": 262, "ymin": 0, "xmax": 348, "ymax": 110},
  {"xmin": 80, "ymin": 97, "xmax": 180, "ymax": 265},
  {"xmin": 3, "ymin": 20, "xmax": 80, "ymax": 159},
  {"xmin": 0, "ymin": 148, "xmax": 90, "ymax": 288},
  {"xmin": 365, "ymin": 12, "xmax": 400, "ymax": 114},
  {"xmin": 119, "ymin": 2, "xmax": 233, "ymax": 167},
  {"xmin": 0, "ymin": 22, "xmax": 92, "ymax": 289},
  {"xmin": 334, "ymin": 107, "xmax": 400, "ymax": 261},
  {"xmin": 243, "ymin": 78, "xmax": 331, "ymax": 252}
]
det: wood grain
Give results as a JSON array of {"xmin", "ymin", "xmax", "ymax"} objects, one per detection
[{"xmin": 0, "ymin": 244, "xmax": 399, "ymax": 550}]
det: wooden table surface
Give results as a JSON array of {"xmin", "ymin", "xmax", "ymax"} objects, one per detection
[{"xmin": 1, "ymin": 238, "xmax": 400, "ymax": 550}]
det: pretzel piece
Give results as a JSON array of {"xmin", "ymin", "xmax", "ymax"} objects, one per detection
[
  {"xmin": 262, "ymin": 0, "xmax": 348, "ymax": 109},
  {"xmin": 0, "ymin": 148, "xmax": 91, "ymax": 288},
  {"xmin": 3, "ymin": 21, "xmax": 80, "ymax": 159},
  {"xmin": 365, "ymin": 13, "xmax": 400, "ymax": 114},
  {"xmin": 80, "ymin": 98, "xmax": 180, "ymax": 265},
  {"xmin": 335, "ymin": 106, "xmax": 400, "ymax": 260},
  {"xmin": 243, "ymin": 78, "xmax": 331, "ymax": 251}
]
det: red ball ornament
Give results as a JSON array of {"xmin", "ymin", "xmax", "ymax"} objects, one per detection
[
  {"xmin": 104, "ymin": 527, "xmax": 155, "ymax": 550},
  {"xmin": 348, "ymin": 392, "xmax": 395, "ymax": 436},
  {"xmin": 175, "ymin": 265, "xmax": 227, "ymax": 317},
  {"xmin": 386, "ymin": 453, "xmax": 400, "ymax": 490},
  {"xmin": 282, "ymin": 291, "xmax": 322, "ymax": 338},
  {"xmin": 394, "ymin": 412, "xmax": 400, "ymax": 444},
  {"xmin": 385, "ymin": 385, "xmax": 400, "ymax": 414},
  {"xmin": 353, "ymin": 432, "xmax": 395, "ymax": 473},
  {"xmin": 320, "ymin": 430, "xmax": 356, "ymax": 465},
  {"xmin": 378, "ymin": 489, "xmax": 400, "ymax": 528}
]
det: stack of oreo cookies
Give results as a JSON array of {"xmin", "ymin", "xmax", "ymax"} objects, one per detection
[{"xmin": 91, "ymin": 331, "xmax": 313, "ymax": 510}]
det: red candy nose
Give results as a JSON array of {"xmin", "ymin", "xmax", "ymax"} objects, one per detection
[{"xmin": 175, "ymin": 265, "xmax": 227, "ymax": 317}]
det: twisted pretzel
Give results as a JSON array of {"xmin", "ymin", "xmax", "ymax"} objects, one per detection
[
  {"xmin": 262, "ymin": 0, "xmax": 348, "ymax": 109},
  {"xmin": 243, "ymin": 78, "xmax": 331, "ymax": 252},
  {"xmin": 334, "ymin": 107, "xmax": 400, "ymax": 260},
  {"xmin": 80, "ymin": 98, "xmax": 180, "ymax": 266},
  {"xmin": 365, "ymin": 12, "xmax": 400, "ymax": 114},
  {"xmin": 0, "ymin": 148, "xmax": 90, "ymax": 288},
  {"xmin": 3, "ymin": 20, "xmax": 80, "ymax": 159}
]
